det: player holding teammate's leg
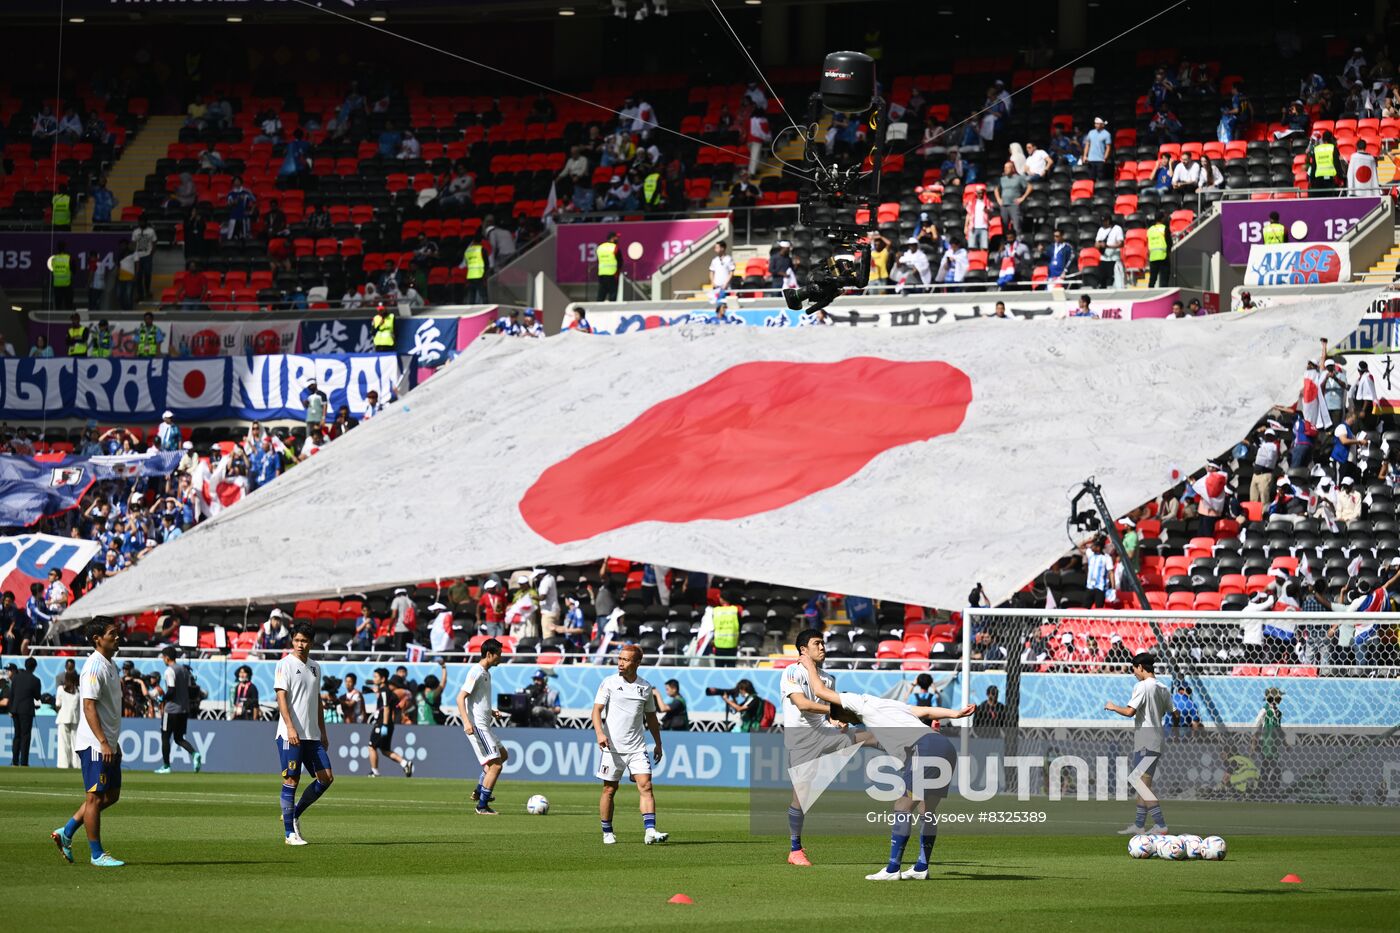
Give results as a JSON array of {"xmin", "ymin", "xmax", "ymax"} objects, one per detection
[
  {"xmin": 592, "ymin": 644, "xmax": 667, "ymax": 845},
  {"xmin": 457, "ymin": 638, "xmax": 509, "ymax": 814},
  {"xmin": 52, "ymin": 619, "xmax": 127, "ymax": 868},
  {"xmin": 798, "ymin": 652, "xmax": 974, "ymax": 880},
  {"xmin": 782, "ymin": 629, "xmax": 851, "ymax": 866},
  {"xmin": 275, "ymin": 624, "xmax": 334, "ymax": 846}
]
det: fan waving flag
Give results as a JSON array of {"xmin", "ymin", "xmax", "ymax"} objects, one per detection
[
  {"xmin": 65, "ymin": 289, "xmax": 1375, "ymax": 619},
  {"xmin": 1299, "ymin": 367, "xmax": 1331, "ymax": 430}
]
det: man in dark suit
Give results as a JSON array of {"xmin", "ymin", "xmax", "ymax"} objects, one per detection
[{"xmin": 10, "ymin": 656, "xmax": 42, "ymax": 766}]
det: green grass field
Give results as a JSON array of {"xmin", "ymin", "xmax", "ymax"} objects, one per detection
[{"xmin": 2, "ymin": 769, "xmax": 1395, "ymax": 932}]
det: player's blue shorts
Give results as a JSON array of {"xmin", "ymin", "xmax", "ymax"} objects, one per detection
[
  {"xmin": 1131, "ymin": 748, "xmax": 1160, "ymax": 779},
  {"xmin": 276, "ymin": 736, "xmax": 332, "ymax": 780},
  {"xmin": 902, "ymin": 731, "xmax": 957, "ymax": 803},
  {"xmin": 79, "ymin": 747, "xmax": 122, "ymax": 796}
]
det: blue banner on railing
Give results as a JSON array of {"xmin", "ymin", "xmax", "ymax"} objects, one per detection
[
  {"xmin": 0, "ymin": 355, "xmax": 406, "ymax": 421},
  {"xmin": 299, "ymin": 317, "xmax": 458, "ymax": 367},
  {"xmin": 0, "ymin": 452, "xmax": 182, "ymax": 526}
]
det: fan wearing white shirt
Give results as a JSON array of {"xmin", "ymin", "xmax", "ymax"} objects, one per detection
[
  {"xmin": 458, "ymin": 638, "xmax": 508, "ymax": 814},
  {"xmin": 1104, "ymin": 652, "xmax": 1171, "ymax": 835},
  {"xmin": 274, "ymin": 624, "xmax": 333, "ymax": 846},
  {"xmin": 1094, "ymin": 214, "xmax": 1125, "ymax": 289},
  {"xmin": 709, "ymin": 241, "xmax": 736, "ymax": 298},
  {"xmin": 592, "ymin": 644, "xmax": 668, "ymax": 845},
  {"xmin": 51, "ymin": 619, "xmax": 127, "ymax": 867},
  {"xmin": 798, "ymin": 653, "xmax": 974, "ymax": 881},
  {"xmin": 1171, "ymin": 153, "xmax": 1201, "ymax": 191}
]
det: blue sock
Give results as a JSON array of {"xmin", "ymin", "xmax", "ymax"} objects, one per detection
[
  {"xmin": 1147, "ymin": 805, "xmax": 1165, "ymax": 827},
  {"xmin": 281, "ymin": 783, "xmax": 297, "ymax": 834},
  {"xmin": 63, "ymin": 817, "xmax": 82, "ymax": 838},
  {"xmin": 600, "ymin": 819, "xmax": 613, "ymax": 835},
  {"xmin": 787, "ymin": 805, "xmax": 804, "ymax": 852},
  {"xmin": 89, "ymin": 838, "xmax": 104, "ymax": 859},
  {"xmin": 643, "ymin": 812, "xmax": 657, "ymax": 831},
  {"xmin": 476, "ymin": 783, "xmax": 492, "ymax": 810},
  {"xmin": 1134, "ymin": 804, "xmax": 1147, "ymax": 829},
  {"xmin": 295, "ymin": 779, "xmax": 328, "ymax": 818},
  {"xmin": 914, "ymin": 832, "xmax": 937, "ymax": 870},
  {"xmin": 885, "ymin": 811, "xmax": 914, "ymax": 872}
]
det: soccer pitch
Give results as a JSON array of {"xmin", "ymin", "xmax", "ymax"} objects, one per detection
[{"xmin": 2, "ymin": 770, "xmax": 1395, "ymax": 932}]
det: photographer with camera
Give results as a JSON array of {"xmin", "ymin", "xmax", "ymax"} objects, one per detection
[
  {"xmin": 526, "ymin": 668, "xmax": 561, "ymax": 727},
  {"xmin": 654, "ymin": 679, "xmax": 689, "ymax": 731},
  {"xmin": 712, "ymin": 679, "xmax": 764, "ymax": 733}
]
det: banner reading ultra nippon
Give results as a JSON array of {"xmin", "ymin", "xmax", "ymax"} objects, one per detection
[
  {"xmin": 0, "ymin": 355, "xmax": 406, "ymax": 421},
  {"xmin": 554, "ymin": 220, "xmax": 723, "ymax": 284},
  {"xmin": 1221, "ymin": 197, "xmax": 1381, "ymax": 265}
]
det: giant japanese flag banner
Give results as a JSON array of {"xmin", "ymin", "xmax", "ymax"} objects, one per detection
[{"xmin": 67, "ymin": 290, "xmax": 1373, "ymax": 619}]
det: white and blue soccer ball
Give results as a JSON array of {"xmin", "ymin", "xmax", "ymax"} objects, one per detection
[
  {"xmin": 1178, "ymin": 834, "xmax": 1204, "ymax": 859},
  {"xmin": 1128, "ymin": 834, "xmax": 1155, "ymax": 859},
  {"xmin": 526, "ymin": 794, "xmax": 550, "ymax": 815},
  {"xmin": 1155, "ymin": 835, "xmax": 1186, "ymax": 860},
  {"xmin": 1200, "ymin": 835, "xmax": 1227, "ymax": 860}
]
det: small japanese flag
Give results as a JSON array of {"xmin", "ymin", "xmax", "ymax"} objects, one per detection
[{"xmin": 405, "ymin": 643, "xmax": 425, "ymax": 663}]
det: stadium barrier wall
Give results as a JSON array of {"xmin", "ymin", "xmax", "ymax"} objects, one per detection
[
  {"xmin": 0, "ymin": 719, "xmax": 755, "ymax": 785},
  {"xmin": 19, "ymin": 658, "xmax": 1397, "ymax": 728}
]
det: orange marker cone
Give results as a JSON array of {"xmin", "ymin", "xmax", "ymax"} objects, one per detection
[
  {"xmin": 1280, "ymin": 874, "xmax": 1302, "ymax": 884},
  {"xmin": 668, "ymin": 894, "xmax": 694, "ymax": 905}
]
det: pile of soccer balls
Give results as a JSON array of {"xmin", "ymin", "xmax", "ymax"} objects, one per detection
[{"xmin": 1128, "ymin": 833, "xmax": 1226, "ymax": 861}]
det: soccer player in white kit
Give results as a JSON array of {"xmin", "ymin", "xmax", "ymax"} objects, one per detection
[
  {"xmin": 51, "ymin": 619, "xmax": 126, "ymax": 867},
  {"xmin": 275, "ymin": 624, "xmax": 334, "ymax": 846},
  {"xmin": 783, "ymin": 628, "xmax": 853, "ymax": 866},
  {"xmin": 798, "ymin": 652, "xmax": 974, "ymax": 880},
  {"xmin": 457, "ymin": 637, "xmax": 509, "ymax": 814},
  {"xmin": 1105, "ymin": 651, "xmax": 1172, "ymax": 834},
  {"xmin": 592, "ymin": 644, "xmax": 668, "ymax": 845}
]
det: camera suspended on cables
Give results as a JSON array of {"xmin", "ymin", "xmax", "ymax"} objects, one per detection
[{"xmin": 783, "ymin": 50, "xmax": 889, "ymax": 314}]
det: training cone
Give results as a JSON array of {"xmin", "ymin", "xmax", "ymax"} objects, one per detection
[
  {"xmin": 668, "ymin": 894, "xmax": 694, "ymax": 905},
  {"xmin": 1280, "ymin": 874, "xmax": 1302, "ymax": 884}
]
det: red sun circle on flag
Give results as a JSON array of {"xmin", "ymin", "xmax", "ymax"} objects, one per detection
[
  {"xmin": 189, "ymin": 328, "xmax": 222, "ymax": 357},
  {"xmin": 519, "ymin": 358, "xmax": 974, "ymax": 544},
  {"xmin": 183, "ymin": 368, "xmax": 206, "ymax": 400},
  {"xmin": 1356, "ymin": 164, "xmax": 1373, "ymax": 184}
]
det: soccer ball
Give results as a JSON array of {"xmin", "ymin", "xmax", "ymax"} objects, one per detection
[
  {"xmin": 1179, "ymin": 834, "xmax": 1204, "ymax": 859},
  {"xmin": 1155, "ymin": 835, "xmax": 1185, "ymax": 860},
  {"xmin": 1200, "ymin": 835, "xmax": 1227, "ymax": 860},
  {"xmin": 526, "ymin": 794, "xmax": 550, "ymax": 815},
  {"xmin": 1128, "ymin": 834, "xmax": 1155, "ymax": 859}
]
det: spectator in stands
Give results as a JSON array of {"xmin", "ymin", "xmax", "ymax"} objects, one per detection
[
  {"xmin": 995, "ymin": 161, "xmax": 1031, "ymax": 235},
  {"xmin": 378, "ymin": 121, "xmax": 403, "ymax": 159},
  {"xmin": 279, "ymin": 129, "xmax": 311, "ymax": 179},
  {"xmin": 390, "ymin": 588, "xmax": 416, "ymax": 652},
  {"xmin": 729, "ymin": 170, "xmax": 760, "ymax": 209},
  {"xmin": 32, "ymin": 104, "xmax": 57, "ymax": 139},
  {"xmin": 1323, "ymin": 361, "xmax": 1349, "ymax": 426},
  {"xmin": 179, "ymin": 261, "xmax": 208, "ymax": 310},
  {"xmin": 224, "ymin": 177, "xmax": 257, "ymax": 240},
  {"xmin": 1103, "ymin": 634, "xmax": 1133, "ymax": 669},
  {"xmin": 262, "ymin": 199, "xmax": 289, "ymax": 240},
  {"xmin": 601, "ymin": 126, "xmax": 634, "ymax": 167},
  {"xmin": 1048, "ymin": 124, "xmax": 1080, "ymax": 164},
  {"xmin": 90, "ymin": 178, "xmax": 117, "ymax": 226},
  {"xmin": 1197, "ymin": 155, "xmax": 1223, "ymax": 192},
  {"xmin": 397, "ymin": 129, "xmax": 421, "ymax": 161},
  {"xmin": 482, "ymin": 214, "xmax": 516, "ymax": 270},
  {"xmin": 185, "ymin": 202, "xmax": 212, "ymax": 261},
  {"xmin": 1082, "ymin": 535, "xmax": 1112, "ymax": 608},
  {"xmin": 1042, "ymin": 228, "xmax": 1075, "ymax": 282},
  {"xmin": 746, "ymin": 105, "xmax": 773, "ymax": 176},
  {"xmin": 248, "ymin": 434, "xmax": 281, "ymax": 491},
  {"xmin": 156, "ymin": 410, "xmax": 181, "ymax": 451},
  {"xmin": 709, "ymin": 241, "xmax": 736, "ymax": 301},
  {"xmin": 964, "ymin": 187, "xmax": 991, "ymax": 251},
  {"xmin": 255, "ymin": 609, "xmax": 290, "ymax": 656},
  {"xmin": 1148, "ymin": 68, "xmax": 1177, "ymax": 113},
  {"xmin": 1331, "ymin": 412, "xmax": 1368, "ymax": 479},
  {"xmin": 1023, "ymin": 143, "xmax": 1051, "ymax": 179},
  {"xmin": 1171, "ymin": 151, "xmax": 1201, "ymax": 192},
  {"xmin": 940, "ymin": 148, "xmax": 971, "ymax": 190},
  {"xmin": 197, "ymin": 143, "xmax": 224, "ymax": 174},
  {"xmin": 868, "ymin": 234, "xmax": 892, "ymax": 288},
  {"xmin": 1147, "ymin": 107, "xmax": 1183, "ymax": 146},
  {"xmin": 1081, "ymin": 117, "xmax": 1112, "ymax": 181},
  {"xmin": 973, "ymin": 686, "xmax": 1005, "ymax": 729},
  {"xmin": 895, "ymin": 237, "xmax": 932, "ymax": 293},
  {"xmin": 1344, "ymin": 47, "xmax": 1368, "ymax": 84},
  {"xmin": 56, "ymin": 107, "xmax": 82, "ymax": 144},
  {"xmin": 655, "ymin": 679, "xmax": 689, "ymax": 731},
  {"xmin": 1094, "ymin": 214, "xmax": 1125, "ymax": 289},
  {"xmin": 351, "ymin": 607, "xmax": 375, "ymax": 653},
  {"xmin": 936, "ymin": 235, "xmax": 969, "ymax": 288},
  {"xmin": 131, "ymin": 215, "xmax": 157, "ymax": 302},
  {"xmin": 996, "ymin": 233, "xmax": 1030, "ymax": 287},
  {"xmin": 1250, "ymin": 427, "xmax": 1283, "ymax": 503}
]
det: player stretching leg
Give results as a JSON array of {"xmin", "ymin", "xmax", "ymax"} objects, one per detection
[
  {"xmin": 782, "ymin": 629, "xmax": 852, "ymax": 866},
  {"xmin": 52, "ymin": 619, "xmax": 127, "ymax": 867},
  {"xmin": 799, "ymin": 653, "xmax": 974, "ymax": 880},
  {"xmin": 592, "ymin": 644, "xmax": 667, "ymax": 845},
  {"xmin": 1105, "ymin": 651, "xmax": 1171, "ymax": 835},
  {"xmin": 275, "ymin": 624, "xmax": 334, "ymax": 846},
  {"xmin": 458, "ymin": 638, "xmax": 509, "ymax": 814}
]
